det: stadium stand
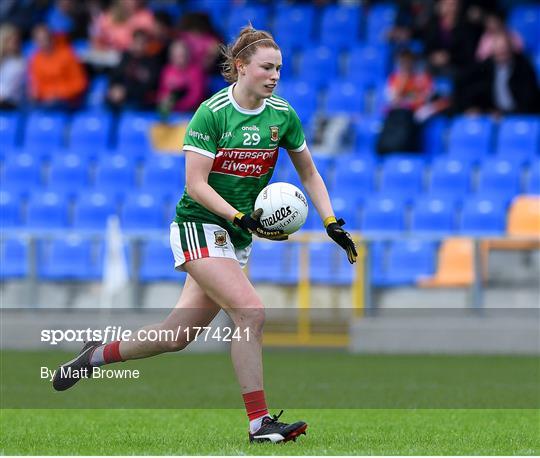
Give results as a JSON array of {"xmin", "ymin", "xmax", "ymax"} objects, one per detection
[{"xmin": 1, "ymin": 0, "xmax": 539, "ymax": 295}]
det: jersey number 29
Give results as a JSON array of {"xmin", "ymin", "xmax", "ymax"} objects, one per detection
[{"xmin": 243, "ymin": 133, "xmax": 260, "ymax": 146}]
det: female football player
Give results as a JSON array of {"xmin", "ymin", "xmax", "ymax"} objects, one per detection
[{"xmin": 53, "ymin": 26, "xmax": 357, "ymax": 443}]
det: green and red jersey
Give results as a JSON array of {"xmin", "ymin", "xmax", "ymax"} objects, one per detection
[{"xmin": 176, "ymin": 84, "xmax": 306, "ymax": 249}]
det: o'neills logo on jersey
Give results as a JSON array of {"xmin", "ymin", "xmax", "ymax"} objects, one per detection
[{"xmin": 212, "ymin": 148, "xmax": 278, "ymax": 178}]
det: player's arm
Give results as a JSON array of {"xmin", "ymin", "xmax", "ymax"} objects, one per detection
[
  {"xmin": 185, "ymin": 151, "xmax": 286, "ymax": 240},
  {"xmin": 185, "ymin": 151, "xmax": 238, "ymax": 221},
  {"xmin": 288, "ymin": 145, "xmax": 357, "ymax": 263}
]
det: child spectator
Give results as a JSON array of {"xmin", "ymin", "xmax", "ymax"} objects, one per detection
[
  {"xmin": 386, "ymin": 49, "xmax": 433, "ymax": 112},
  {"xmin": 106, "ymin": 29, "xmax": 160, "ymax": 111},
  {"xmin": 0, "ymin": 24, "xmax": 26, "ymax": 109},
  {"xmin": 29, "ymin": 24, "xmax": 87, "ymax": 109},
  {"xmin": 476, "ymin": 10, "xmax": 523, "ymax": 61},
  {"xmin": 177, "ymin": 12, "xmax": 222, "ymax": 74},
  {"xmin": 157, "ymin": 40, "xmax": 206, "ymax": 115},
  {"xmin": 378, "ymin": 49, "xmax": 434, "ymax": 154}
]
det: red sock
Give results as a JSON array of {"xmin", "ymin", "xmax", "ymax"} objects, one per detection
[
  {"xmin": 102, "ymin": 341, "xmax": 124, "ymax": 364},
  {"xmin": 242, "ymin": 390, "xmax": 269, "ymax": 421}
]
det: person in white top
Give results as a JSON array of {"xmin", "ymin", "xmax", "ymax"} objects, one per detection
[{"xmin": 0, "ymin": 23, "xmax": 25, "ymax": 109}]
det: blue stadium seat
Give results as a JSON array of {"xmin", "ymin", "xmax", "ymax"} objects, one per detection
[
  {"xmin": 330, "ymin": 195, "xmax": 360, "ymax": 229},
  {"xmin": 459, "ymin": 196, "xmax": 507, "ymax": 235},
  {"xmin": 272, "ymin": 4, "xmax": 315, "ymax": 50},
  {"xmin": 0, "ymin": 238, "xmax": 28, "ymax": 279},
  {"xmin": 249, "ymin": 241, "xmax": 299, "ymax": 284},
  {"xmin": 383, "ymin": 240, "xmax": 436, "ymax": 285},
  {"xmin": 345, "ymin": 45, "xmax": 390, "ymax": 87},
  {"xmin": 69, "ymin": 110, "xmax": 112, "ymax": 151},
  {"xmin": 39, "ymin": 236, "xmax": 94, "ymax": 280},
  {"xmin": 0, "ymin": 191, "xmax": 22, "ymax": 227},
  {"xmin": 73, "ymin": 192, "xmax": 116, "ymax": 229},
  {"xmin": 275, "ymin": 81, "xmax": 317, "ymax": 124},
  {"xmin": 496, "ymin": 116, "xmax": 539, "ymax": 161},
  {"xmin": 525, "ymin": 161, "xmax": 540, "ymax": 194},
  {"xmin": 410, "ymin": 196, "xmax": 456, "ymax": 234},
  {"xmin": 421, "ymin": 116, "xmax": 449, "ymax": 156},
  {"xmin": 94, "ymin": 154, "xmax": 136, "ymax": 201},
  {"xmin": 0, "ymin": 111, "xmax": 20, "ymax": 148},
  {"xmin": 354, "ymin": 116, "xmax": 383, "ymax": 155},
  {"xmin": 2, "ymin": 153, "xmax": 42, "ymax": 198},
  {"xmin": 324, "ymin": 81, "xmax": 365, "ymax": 115},
  {"xmin": 361, "ymin": 195, "xmax": 405, "ymax": 233},
  {"xmin": 86, "ymin": 75, "xmax": 109, "ymax": 109},
  {"xmin": 24, "ymin": 112, "xmax": 66, "ymax": 151},
  {"xmin": 298, "ymin": 46, "xmax": 338, "ymax": 89},
  {"xmin": 121, "ymin": 193, "xmax": 164, "ymax": 230},
  {"xmin": 141, "ymin": 154, "xmax": 185, "ymax": 202},
  {"xmin": 116, "ymin": 112, "xmax": 156, "ymax": 158},
  {"xmin": 139, "ymin": 238, "xmax": 186, "ymax": 282},
  {"xmin": 26, "ymin": 192, "xmax": 68, "ymax": 229},
  {"xmin": 333, "ymin": 156, "xmax": 375, "ymax": 197},
  {"xmin": 447, "ymin": 116, "xmax": 494, "ymax": 160},
  {"xmin": 379, "ymin": 157, "xmax": 425, "ymax": 198},
  {"xmin": 476, "ymin": 158, "xmax": 522, "ymax": 199},
  {"xmin": 46, "ymin": 153, "xmax": 90, "ymax": 199},
  {"xmin": 320, "ymin": 4, "xmax": 362, "ymax": 50},
  {"xmin": 429, "ymin": 157, "xmax": 472, "ymax": 198},
  {"xmin": 369, "ymin": 240, "xmax": 387, "ymax": 286},
  {"xmin": 312, "ymin": 156, "xmax": 334, "ymax": 180},
  {"xmin": 366, "ymin": 3, "xmax": 397, "ymax": 45},
  {"xmin": 226, "ymin": 5, "xmax": 270, "ymax": 42},
  {"xmin": 509, "ymin": 5, "xmax": 540, "ymax": 53},
  {"xmin": 309, "ymin": 242, "xmax": 354, "ymax": 285},
  {"xmin": 535, "ymin": 53, "xmax": 540, "ymax": 84}
]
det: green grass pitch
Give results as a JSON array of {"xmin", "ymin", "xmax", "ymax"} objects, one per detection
[{"xmin": 1, "ymin": 350, "xmax": 538, "ymax": 455}]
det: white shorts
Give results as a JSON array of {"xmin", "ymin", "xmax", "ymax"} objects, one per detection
[{"xmin": 169, "ymin": 221, "xmax": 252, "ymax": 271}]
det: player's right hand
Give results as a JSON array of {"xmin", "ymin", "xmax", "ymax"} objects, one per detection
[{"xmin": 233, "ymin": 209, "xmax": 288, "ymax": 241}]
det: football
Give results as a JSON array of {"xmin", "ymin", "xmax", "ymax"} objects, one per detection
[{"xmin": 254, "ymin": 182, "xmax": 308, "ymax": 234}]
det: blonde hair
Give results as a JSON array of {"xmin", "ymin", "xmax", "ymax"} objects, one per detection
[
  {"xmin": 0, "ymin": 24, "xmax": 20, "ymax": 59},
  {"xmin": 220, "ymin": 25, "xmax": 279, "ymax": 83}
]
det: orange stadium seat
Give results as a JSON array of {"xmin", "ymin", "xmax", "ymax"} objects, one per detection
[
  {"xmin": 507, "ymin": 196, "xmax": 540, "ymax": 237},
  {"xmin": 418, "ymin": 238, "xmax": 475, "ymax": 287}
]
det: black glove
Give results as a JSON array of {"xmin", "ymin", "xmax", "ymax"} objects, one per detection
[
  {"xmin": 325, "ymin": 217, "xmax": 357, "ymax": 264},
  {"xmin": 233, "ymin": 208, "xmax": 288, "ymax": 241}
]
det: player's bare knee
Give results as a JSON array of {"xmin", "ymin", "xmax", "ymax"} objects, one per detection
[{"xmin": 231, "ymin": 307, "xmax": 265, "ymax": 337}]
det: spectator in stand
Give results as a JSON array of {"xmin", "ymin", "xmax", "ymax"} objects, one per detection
[
  {"xmin": 0, "ymin": 24, "xmax": 26, "ymax": 109},
  {"xmin": 385, "ymin": 49, "xmax": 433, "ymax": 112},
  {"xmin": 388, "ymin": 0, "xmax": 434, "ymax": 45},
  {"xmin": 157, "ymin": 40, "xmax": 206, "ymax": 116},
  {"xmin": 176, "ymin": 12, "xmax": 222, "ymax": 75},
  {"xmin": 455, "ymin": 31, "xmax": 540, "ymax": 114},
  {"xmin": 87, "ymin": 0, "xmax": 156, "ymax": 68},
  {"xmin": 147, "ymin": 10, "xmax": 175, "ymax": 67},
  {"xmin": 29, "ymin": 24, "xmax": 87, "ymax": 109},
  {"xmin": 106, "ymin": 28, "xmax": 159, "ymax": 111},
  {"xmin": 91, "ymin": 0, "xmax": 156, "ymax": 52},
  {"xmin": 423, "ymin": 0, "xmax": 482, "ymax": 78},
  {"xmin": 475, "ymin": 10, "xmax": 523, "ymax": 61},
  {"xmin": 378, "ymin": 49, "xmax": 435, "ymax": 154}
]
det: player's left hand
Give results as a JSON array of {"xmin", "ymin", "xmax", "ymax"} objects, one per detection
[
  {"xmin": 233, "ymin": 209, "xmax": 289, "ymax": 241},
  {"xmin": 325, "ymin": 217, "xmax": 357, "ymax": 264}
]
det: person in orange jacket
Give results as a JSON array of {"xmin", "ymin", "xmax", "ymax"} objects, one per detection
[{"xmin": 29, "ymin": 24, "xmax": 87, "ymax": 108}]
